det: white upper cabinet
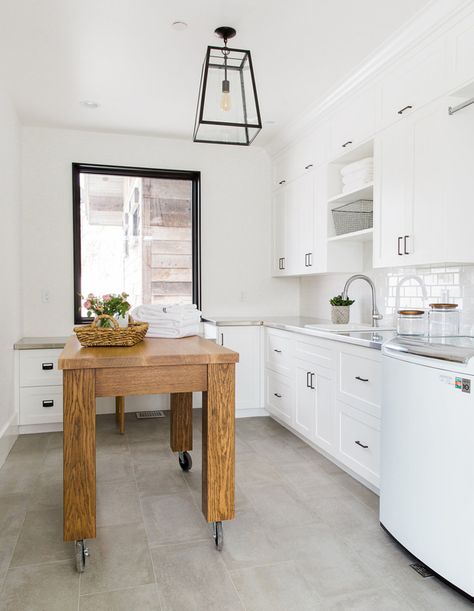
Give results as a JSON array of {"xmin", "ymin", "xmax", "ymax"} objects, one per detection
[
  {"xmin": 447, "ymin": 10, "xmax": 474, "ymax": 92},
  {"xmin": 329, "ymin": 86, "xmax": 376, "ymax": 159},
  {"xmin": 378, "ymin": 38, "xmax": 448, "ymax": 130}
]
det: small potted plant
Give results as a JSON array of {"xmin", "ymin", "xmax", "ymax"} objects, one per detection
[
  {"xmin": 82, "ymin": 292, "xmax": 131, "ymax": 328},
  {"xmin": 329, "ymin": 294, "xmax": 355, "ymax": 324}
]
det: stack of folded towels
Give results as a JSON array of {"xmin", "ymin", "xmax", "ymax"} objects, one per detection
[
  {"xmin": 340, "ymin": 157, "xmax": 373, "ymax": 193},
  {"xmin": 131, "ymin": 303, "xmax": 201, "ymax": 338}
]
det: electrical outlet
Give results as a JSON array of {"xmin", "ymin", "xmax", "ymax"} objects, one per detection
[{"xmin": 41, "ymin": 289, "xmax": 50, "ymax": 303}]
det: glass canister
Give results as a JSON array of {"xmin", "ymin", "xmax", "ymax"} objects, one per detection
[
  {"xmin": 428, "ymin": 304, "xmax": 460, "ymax": 337},
  {"xmin": 397, "ymin": 310, "xmax": 426, "ymax": 336}
]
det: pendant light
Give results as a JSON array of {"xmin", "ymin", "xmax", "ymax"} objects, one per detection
[{"xmin": 193, "ymin": 26, "xmax": 262, "ymax": 146}]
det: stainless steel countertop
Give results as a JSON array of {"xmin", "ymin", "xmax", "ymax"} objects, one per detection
[
  {"xmin": 14, "ymin": 337, "xmax": 69, "ymax": 350},
  {"xmin": 202, "ymin": 316, "xmax": 395, "ymax": 350}
]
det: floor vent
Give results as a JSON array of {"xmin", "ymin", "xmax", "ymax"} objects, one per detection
[
  {"xmin": 410, "ymin": 562, "xmax": 434, "ymax": 578},
  {"xmin": 135, "ymin": 410, "xmax": 166, "ymax": 419}
]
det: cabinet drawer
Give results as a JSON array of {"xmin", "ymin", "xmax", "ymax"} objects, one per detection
[
  {"xmin": 339, "ymin": 403, "xmax": 380, "ymax": 484},
  {"xmin": 20, "ymin": 350, "xmax": 63, "ymax": 387},
  {"xmin": 338, "ymin": 348, "xmax": 381, "ymax": 416},
  {"xmin": 296, "ymin": 336, "xmax": 335, "ymax": 370},
  {"xmin": 20, "ymin": 386, "xmax": 63, "ymax": 425},
  {"xmin": 265, "ymin": 370, "xmax": 293, "ymax": 426},
  {"xmin": 265, "ymin": 329, "xmax": 294, "ymax": 376}
]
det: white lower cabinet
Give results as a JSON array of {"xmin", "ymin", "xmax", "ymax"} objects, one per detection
[
  {"xmin": 264, "ymin": 327, "xmax": 381, "ymax": 490},
  {"xmin": 215, "ymin": 325, "xmax": 264, "ymax": 415},
  {"xmin": 19, "ymin": 348, "xmax": 63, "ymax": 427}
]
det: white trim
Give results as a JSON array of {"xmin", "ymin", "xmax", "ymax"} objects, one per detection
[
  {"xmin": 236, "ymin": 408, "xmax": 268, "ymax": 418},
  {"xmin": 19, "ymin": 422, "xmax": 62, "ymax": 435},
  {"xmin": 266, "ymin": 0, "xmax": 474, "ymax": 156},
  {"xmin": 0, "ymin": 410, "xmax": 19, "ymax": 468}
]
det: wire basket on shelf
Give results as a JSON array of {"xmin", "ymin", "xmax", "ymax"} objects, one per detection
[
  {"xmin": 73, "ymin": 314, "xmax": 149, "ymax": 347},
  {"xmin": 331, "ymin": 200, "xmax": 373, "ymax": 236}
]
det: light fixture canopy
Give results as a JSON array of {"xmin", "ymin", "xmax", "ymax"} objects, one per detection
[{"xmin": 193, "ymin": 26, "xmax": 262, "ymax": 146}]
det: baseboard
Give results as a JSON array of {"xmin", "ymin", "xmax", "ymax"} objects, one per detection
[
  {"xmin": 236, "ymin": 408, "xmax": 268, "ymax": 418},
  {"xmin": 0, "ymin": 410, "xmax": 19, "ymax": 468}
]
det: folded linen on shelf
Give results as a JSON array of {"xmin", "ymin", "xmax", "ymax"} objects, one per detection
[
  {"xmin": 340, "ymin": 157, "xmax": 373, "ymax": 177},
  {"xmin": 342, "ymin": 167, "xmax": 373, "ymax": 184},
  {"xmin": 131, "ymin": 303, "xmax": 201, "ymax": 339}
]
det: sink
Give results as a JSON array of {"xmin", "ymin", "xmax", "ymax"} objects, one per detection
[{"xmin": 305, "ymin": 323, "xmax": 395, "ymax": 332}]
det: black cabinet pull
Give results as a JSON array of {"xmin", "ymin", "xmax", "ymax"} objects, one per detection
[
  {"xmin": 278, "ymin": 179, "xmax": 286, "ymax": 185},
  {"xmin": 397, "ymin": 105, "xmax": 413, "ymax": 115},
  {"xmin": 274, "ymin": 393, "xmax": 282, "ymax": 398},
  {"xmin": 304, "ymin": 164, "xmax": 313, "ymax": 170},
  {"xmin": 342, "ymin": 140, "xmax": 353, "ymax": 148},
  {"xmin": 310, "ymin": 372, "xmax": 315, "ymax": 390},
  {"xmin": 42, "ymin": 400, "xmax": 54, "ymax": 408},
  {"xmin": 355, "ymin": 440, "xmax": 368, "ymax": 449},
  {"xmin": 355, "ymin": 376, "xmax": 369, "ymax": 382},
  {"xmin": 220, "ymin": 333, "xmax": 224, "ymax": 346},
  {"xmin": 274, "ymin": 349, "xmax": 282, "ymax": 353},
  {"xmin": 306, "ymin": 372, "xmax": 311, "ymax": 388},
  {"xmin": 42, "ymin": 363, "xmax": 54, "ymax": 370},
  {"xmin": 304, "ymin": 253, "xmax": 312, "ymax": 267},
  {"xmin": 398, "ymin": 236, "xmax": 403, "ymax": 256},
  {"xmin": 404, "ymin": 235, "xmax": 410, "ymax": 255},
  {"xmin": 281, "ymin": 257, "xmax": 285, "ymax": 270}
]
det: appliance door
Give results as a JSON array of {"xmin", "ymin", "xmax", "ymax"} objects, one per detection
[{"xmin": 380, "ymin": 351, "xmax": 474, "ymax": 596}]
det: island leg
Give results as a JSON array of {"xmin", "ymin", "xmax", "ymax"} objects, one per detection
[
  {"xmin": 63, "ymin": 369, "xmax": 96, "ymax": 542},
  {"xmin": 202, "ymin": 363, "xmax": 235, "ymax": 526},
  {"xmin": 170, "ymin": 392, "xmax": 193, "ymax": 452}
]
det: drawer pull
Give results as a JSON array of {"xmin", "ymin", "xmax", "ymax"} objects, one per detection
[
  {"xmin": 42, "ymin": 400, "xmax": 54, "ymax": 408},
  {"xmin": 397, "ymin": 105, "xmax": 413, "ymax": 115},
  {"xmin": 355, "ymin": 376, "xmax": 369, "ymax": 382},
  {"xmin": 274, "ymin": 393, "xmax": 282, "ymax": 398},
  {"xmin": 278, "ymin": 179, "xmax": 286, "ymax": 185},
  {"xmin": 355, "ymin": 440, "xmax": 368, "ymax": 449},
  {"xmin": 42, "ymin": 363, "xmax": 54, "ymax": 370},
  {"xmin": 304, "ymin": 164, "xmax": 313, "ymax": 170},
  {"xmin": 273, "ymin": 349, "xmax": 282, "ymax": 353},
  {"xmin": 342, "ymin": 140, "xmax": 353, "ymax": 148}
]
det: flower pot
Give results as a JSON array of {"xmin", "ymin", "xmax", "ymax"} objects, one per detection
[
  {"xmin": 115, "ymin": 314, "xmax": 129, "ymax": 328},
  {"xmin": 331, "ymin": 305, "xmax": 350, "ymax": 324}
]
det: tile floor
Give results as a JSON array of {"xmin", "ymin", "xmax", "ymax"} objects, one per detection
[{"xmin": 0, "ymin": 412, "xmax": 472, "ymax": 611}]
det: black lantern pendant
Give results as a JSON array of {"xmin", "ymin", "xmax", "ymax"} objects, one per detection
[{"xmin": 193, "ymin": 26, "xmax": 262, "ymax": 146}]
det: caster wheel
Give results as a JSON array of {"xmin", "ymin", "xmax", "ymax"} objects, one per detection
[
  {"xmin": 213, "ymin": 521, "xmax": 224, "ymax": 551},
  {"xmin": 75, "ymin": 540, "xmax": 89, "ymax": 573},
  {"xmin": 178, "ymin": 451, "xmax": 192, "ymax": 472}
]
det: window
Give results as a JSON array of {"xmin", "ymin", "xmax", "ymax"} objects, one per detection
[{"xmin": 72, "ymin": 163, "xmax": 201, "ymax": 324}]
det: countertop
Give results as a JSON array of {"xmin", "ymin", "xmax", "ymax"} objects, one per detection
[
  {"xmin": 14, "ymin": 337, "xmax": 70, "ymax": 350},
  {"xmin": 202, "ymin": 316, "xmax": 396, "ymax": 350}
]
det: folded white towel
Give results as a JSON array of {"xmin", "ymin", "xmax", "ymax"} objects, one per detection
[
  {"xmin": 342, "ymin": 168, "xmax": 373, "ymax": 183},
  {"xmin": 131, "ymin": 304, "xmax": 201, "ymax": 325},
  {"xmin": 163, "ymin": 303, "xmax": 197, "ymax": 314},
  {"xmin": 341, "ymin": 157, "xmax": 373, "ymax": 177},
  {"xmin": 146, "ymin": 323, "xmax": 201, "ymax": 339}
]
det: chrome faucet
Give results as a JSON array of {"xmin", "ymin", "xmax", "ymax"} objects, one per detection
[{"xmin": 341, "ymin": 274, "xmax": 383, "ymax": 327}]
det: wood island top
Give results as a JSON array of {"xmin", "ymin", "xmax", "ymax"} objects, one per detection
[{"xmin": 58, "ymin": 335, "xmax": 239, "ymax": 370}]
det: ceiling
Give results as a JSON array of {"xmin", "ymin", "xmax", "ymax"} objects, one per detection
[{"xmin": 0, "ymin": 0, "xmax": 431, "ymax": 146}]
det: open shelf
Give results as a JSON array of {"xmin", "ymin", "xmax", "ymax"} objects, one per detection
[
  {"xmin": 328, "ymin": 182, "xmax": 373, "ymax": 205},
  {"xmin": 327, "ymin": 227, "xmax": 373, "ymax": 243}
]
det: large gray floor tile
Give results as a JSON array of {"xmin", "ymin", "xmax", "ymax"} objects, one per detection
[
  {"xmin": 28, "ymin": 465, "xmax": 62, "ymax": 511},
  {"xmin": 79, "ymin": 583, "xmax": 162, "ymax": 611},
  {"xmin": 79, "ymin": 522, "xmax": 155, "ymax": 595},
  {"xmin": 236, "ymin": 455, "xmax": 281, "ymax": 487},
  {"xmin": 141, "ymin": 492, "xmax": 208, "ymax": 546},
  {"xmin": 96, "ymin": 447, "xmax": 134, "ymax": 482},
  {"xmin": 151, "ymin": 541, "xmax": 244, "ymax": 611},
  {"xmin": 6, "ymin": 434, "xmax": 49, "ymax": 465},
  {"xmin": 0, "ymin": 495, "xmax": 29, "ymax": 589},
  {"xmin": 0, "ymin": 461, "xmax": 40, "ymax": 496},
  {"xmin": 230, "ymin": 560, "xmax": 321, "ymax": 611},
  {"xmin": 0, "ymin": 560, "xmax": 79, "ymax": 611},
  {"xmin": 96, "ymin": 480, "xmax": 142, "ymax": 527},
  {"xmin": 322, "ymin": 586, "xmax": 416, "ymax": 610},
  {"xmin": 10, "ymin": 508, "xmax": 71, "ymax": 567},
  {"xmin": 133, "ymin": 460, "xmax": 189, "ymax": 498}
]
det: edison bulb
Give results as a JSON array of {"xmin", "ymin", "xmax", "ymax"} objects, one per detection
[
  {"xmin": 220, "ymin": 91, "xmax": 231, "ymax": 112},
  {"xmin": 220, "ymin": 79, "xmax": 231, "ymax": 111}
]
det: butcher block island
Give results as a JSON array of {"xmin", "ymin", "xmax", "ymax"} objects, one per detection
[{"xmin": 58, "ymin": 335, "xmax": 239, "ymax": 572}]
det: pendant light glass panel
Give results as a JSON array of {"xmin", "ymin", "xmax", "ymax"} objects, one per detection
[{"xmin": 193, "ymin": 46, "xmax": 262, "ymax": 145}]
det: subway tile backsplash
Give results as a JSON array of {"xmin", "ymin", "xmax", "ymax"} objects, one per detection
[{"xmin": 300, "ymin": 263, "xmax": 474, "ymax": 335}]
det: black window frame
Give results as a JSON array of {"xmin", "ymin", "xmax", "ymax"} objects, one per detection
[{"xmin": 72, "ymin": 162, "xmax": 201, "ymax": 325}]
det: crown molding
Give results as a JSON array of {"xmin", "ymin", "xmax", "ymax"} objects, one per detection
[{"xmin": 265, "ymin": 0, "xmax": 473, "ymax": 157}]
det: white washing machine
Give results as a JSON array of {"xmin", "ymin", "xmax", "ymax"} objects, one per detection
[{"xmin": 381, "ymin": 336, "xmax": 474, "ymax": 599}]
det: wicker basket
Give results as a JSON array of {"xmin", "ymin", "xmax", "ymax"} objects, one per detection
[
  {"xmin": 332, "ymin": 200, "xmax": 373, "ymax": 236},
  {"xmin": 74, "ymin": 314, "xmax": 149, "ymax": 348}
]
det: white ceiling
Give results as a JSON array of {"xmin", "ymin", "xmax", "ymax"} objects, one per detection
[{"xmin": 0, "ymin": 0, "xmax": 431, "ymax": 146}]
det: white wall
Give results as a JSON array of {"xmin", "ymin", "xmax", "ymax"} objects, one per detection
[
  {"xmin": 21, "ymin": 126, "xmax": 299, "ymax": 336},
  {"xmin": 0, "ymin": 90, "xmax": 22, "ymax": 463}
]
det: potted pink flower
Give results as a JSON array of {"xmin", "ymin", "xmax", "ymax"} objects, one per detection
[{"xmin": 82, "ymin": 292, "xmax": 131, "ymax": 327}]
